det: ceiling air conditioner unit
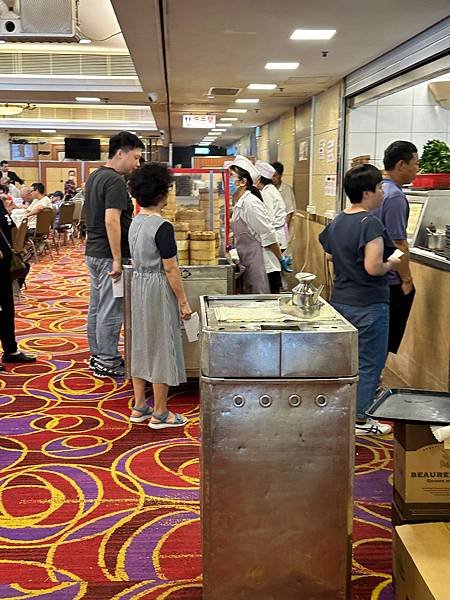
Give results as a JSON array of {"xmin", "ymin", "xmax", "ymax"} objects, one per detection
[{"xmin": 0, "ymin": 0, "xmax": 79, "ymax": 42}]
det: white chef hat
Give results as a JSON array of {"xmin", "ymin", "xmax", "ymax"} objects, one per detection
[
  {"xmin": 224, "ymin": 155, "xmax": 260, "ymax": 184},
  {"xmin": 255, "ymin": 160, "xmax": 276, "ymax": 179}
]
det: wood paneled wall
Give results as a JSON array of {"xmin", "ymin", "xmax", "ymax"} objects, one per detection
[
  {"xmin": 386, "ymin": 261, "xmax": 450, "ymax": 391},
  {"xmin": 311, "ymin": 83, "xmax": 342, "ymax": 216}
]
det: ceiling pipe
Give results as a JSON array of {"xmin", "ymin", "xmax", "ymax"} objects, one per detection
[{"xmin": 156, "ymin": 0, "xmax": 172, "ymax": 144}]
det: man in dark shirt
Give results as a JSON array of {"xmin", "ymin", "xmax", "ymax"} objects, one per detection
[
  {"xmin": 0, "ymin": 160, "xmax": 24, "ymax": 186},
  {"xmin": 85, "ymin": 131, "xmax": 144, "ymax": 377},
  {"xmin": 373, "ymin": 140, "xmax": 418, "ymax": 355}
]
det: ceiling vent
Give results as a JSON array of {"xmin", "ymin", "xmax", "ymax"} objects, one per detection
[
  {"xmin": 0, "ymin": 0, "xmax": 79, "ymax": 42},
  {"xmin": 208, "ymin": 87, "xmax": 240, "ymax": 96},
  {"xmin": 0, "ymin": 52, "xmax": 137, "ymax": 78}
]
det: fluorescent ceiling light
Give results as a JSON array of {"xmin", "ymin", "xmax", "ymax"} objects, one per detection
[
  {"xmin": 75, "ymin": 97, "xmax": 102, "ymax": 102},
  {"xmin": 265, "ymin": 62, "xmax": 299, "ymax": 70},
  {"xmin": 290, "ymin": 29, "xmax": 336, "ymax": 40},
  {"xmin": 41, "ymin": 129, "xmax": 56, "ymax": 133},
  {"xmin": 214, "ymin": 128, "xmax": 227, "ymax": 132},
  {"xmin": 220, "ymin": 117, "xmax": 238, "ymax": 121},
  {"xmin": 226, "ymin": 108, "xmax": 247, "ymax": 113},
  {"xmin": 218, "ymin": 123, "xmax": 231, "ymax": 127},
  {"xmin": 210, "ymin": 129, "xmax": 223, "ymax": 133},
  {"xmin": 235, "ymin": 98, "xmax": 259, "ymax": 104},
  {"xmin": 79, "ymin": 38, "xmax": 92, "ymax": 44},
  {"xmin": 248, "ymin": 83, "xmax": 277, "ymax": 90}
]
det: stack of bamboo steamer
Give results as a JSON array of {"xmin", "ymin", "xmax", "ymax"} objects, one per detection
[
  {"xmin": 162, "ymin": 186, "xmax": 177, "ymax": 222},
  {"xmin": 175, "ymin": 207, "xmax": 206, "ymax": 232},
  {"xmin": 189, "ymin": 231, "xmax": 216, "ymax": 265},
  {"xmin": 215, "ymin": 232, "xmax": 220, "ymax": 258},
  {"xmin": 174, "ymin": 222, "xmax": 189, "ymax": 265},
  {"xmin": 199, "ymin": 188, "xmax": 222, "ymax": 231}
]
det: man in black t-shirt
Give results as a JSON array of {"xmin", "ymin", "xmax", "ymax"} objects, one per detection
[{"xmin": 85, "ymin": 131, "xmax": 144, "ymax": 378}]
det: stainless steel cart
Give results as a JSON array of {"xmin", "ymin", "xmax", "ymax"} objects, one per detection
[
  {"xmin": 200, "ymin": 295, "xmax": 358, "ymax": 599},
  {"xmin": 123, "ymin": 262, "xmax": 235, "ymax": 378}
]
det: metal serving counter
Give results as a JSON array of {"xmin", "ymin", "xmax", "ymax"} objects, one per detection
[
  {"xmin": 406, "ymin": 189, "xmax": 450, "ymax": 271},
  {"xmin": 200, "ymin": 295, "xmax": 358, "ymax": 599},
  {"xmin": 123, "ymin": 262, "xmax": 235, "ymax": 378}
]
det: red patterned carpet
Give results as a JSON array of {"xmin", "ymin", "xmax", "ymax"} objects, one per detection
[{"xmin": 0, "ymin": 244, "xmax": 394, "ymax": 599}]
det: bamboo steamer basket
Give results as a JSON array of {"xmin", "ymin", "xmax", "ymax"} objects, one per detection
[
  {"xmin": 173, "ymin": 222, "xmax": 189, "ymax": 232},
  {"xmin": 161, "ymin": 209, "xmax": 175, "ymax": 222},
  {"xmin": 185, "ymin": 218, "xmax": 205, "ymax": 231},
  {"xmin": 176, "ymin": 207, "xmax": 205, "ymax": 232},
  {"xmin": 190, "ymin": 243, "xmax": 215, "ymax": 264},
  {"xmin": 176, "ymin": 240, "xmax": 189, "ymax": 252},
  {"xmin": 190, "ymin": 241, "xmax": 215, "ymax": 253},
  {"xmin": 176, "ymin": 207, "xmax": 205, "ymax": 220},
  {"xmin": 191, "ymin": 258, "xmax": 216, "ymax": 266},
  {"xmin": 215, "ymin": 232, "xmax": 220, "ymax": 256},
  {"xmin": 175, "ymin": 231, "xmax": 189, "ymax": 241},
  {"xmin": 189, "ymin": 231, "xmax": 215, "ymax": 241}
]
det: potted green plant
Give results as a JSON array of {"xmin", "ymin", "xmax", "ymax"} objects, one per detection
[{"xmin": 413, "ymin": 139, "xmax": 450, "ymax": 189}]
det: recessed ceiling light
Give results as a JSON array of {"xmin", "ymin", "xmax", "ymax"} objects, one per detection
[
  {"xmin": 79, "ymin": 38, "xmax": 92, "ymax": 44},
  {"xmin": 217, "ymin": 123, "xmax": 231, "ymax": 127},
  {"xmin": 248, "ymin": 83, "xmax": 277, "ymax": 90},
  {"xmin": 220, "ymin": 117, "xmax": 238, "ymax": 121},
  {"xmin": 235, "ymin": 98, "xmax": 259, "ymax": 104},
  {"xmin": 265, "ymin": 62, "xmax": 299, "ymax": 70},
  {"xmin": 75, "ymin": 97, "xmax": 102, "ymax": 102},
  {"xmin": 290, "ymin": 29, "xmax": 336, "ymax": 40},
  {"xmin": 226, "ymin": 108, "xmax": 247, "ymax": 113},
  {"xmin": 41, "ymin": 129, "xmax": 56, "ymax": 133},
  {"xmin": 210, "ymin": 129, "xmax": 223, "ymax": 133}
]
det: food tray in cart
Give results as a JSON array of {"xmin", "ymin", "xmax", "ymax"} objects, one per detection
[{"xmin": 366, "ymin": 388, "xmax": 450, "ymax": 425}]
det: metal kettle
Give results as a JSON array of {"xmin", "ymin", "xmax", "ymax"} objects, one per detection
[{"xmin": 291, "ymin": 272, "xmax": 324, "ymax": 314}]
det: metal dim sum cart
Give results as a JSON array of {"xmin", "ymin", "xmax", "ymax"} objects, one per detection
[
  {"xmin": 199, "ymin": 294, "xmax": 358, "ymax": 599},
  {"xmin": 123, "ymin": 262, "xmax": 235, "ymax": 378}
]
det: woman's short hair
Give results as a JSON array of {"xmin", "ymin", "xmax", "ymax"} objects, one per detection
[
  {"xmin": 344, "ymin": 164, "xmax": 383, "ymax": 204},
  {"xmin": 129, "ymin": 162, "xmax": 174, "ymax": 207}
]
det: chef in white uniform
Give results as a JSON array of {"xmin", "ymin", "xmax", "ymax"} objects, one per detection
[
  {"xmin": 255, "ymin": 160, "xmax": 291, "ymax": 293},
  {"xmin": 255, "ymin": 161, "xmax": 288, "ymax": 250},
  {"xmin": 225, "ymin": 155, "xmax": 281, "ymax": 294}
]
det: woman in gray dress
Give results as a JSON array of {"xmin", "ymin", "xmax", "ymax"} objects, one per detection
[{"xmin": 128, "ymin": 163, "xmax": 192, "ymax": 429}]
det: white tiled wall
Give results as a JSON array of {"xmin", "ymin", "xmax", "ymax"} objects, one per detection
[{"xmin": 346, "ymin": 79, "xmax": 450, "ymax": 168}]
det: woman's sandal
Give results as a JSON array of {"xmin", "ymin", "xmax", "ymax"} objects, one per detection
[
  {"xmin": 130, "ymin": 404, "xmax": 153, "ymax": 423},
  {"xmin": 149, "ymin": 410, "xmax": 188, "ymax": 429}
]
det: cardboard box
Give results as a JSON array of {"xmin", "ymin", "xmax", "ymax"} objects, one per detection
[
  {"xmin": 393, "ymin": 523, "xmax": 450, "ymax": 600},
  {"xmin": 394, "ymin": 423, "xmax": 450, "ymax": 519}
]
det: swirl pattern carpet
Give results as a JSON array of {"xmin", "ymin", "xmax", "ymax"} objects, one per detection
[{"xmin": 0, "ymin": 245, "xmax": 394, "ymax": 599}]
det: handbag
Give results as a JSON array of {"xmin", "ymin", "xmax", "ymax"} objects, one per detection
[{"xmin": 0, "ymin": 226, "xmax": 29, "ymax": 281}]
